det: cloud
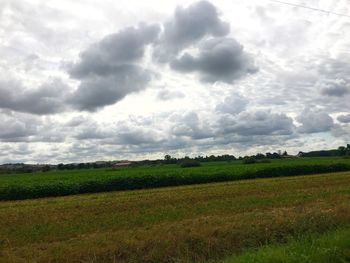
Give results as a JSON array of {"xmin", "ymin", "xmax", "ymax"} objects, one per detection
[
  {"xmin": 74, "ymin": 122, "xmax": 112, "ymax": 140},
  {"xmin": 68, "ymin": 24, "xmax": 160, "ymax": 111},
  {"xmin": 297, "ymin": 109, "xmax": 334, "ymax": 133},
  {"xmin": 170, "ymin": 38, "xmax": 257, "ymax": 83},
  {"xmin": 154, "ymin": 0, "xmax": 230, "ymax": 61},
  {"xmin": 321, "ymin": 85, "xmax": 349, "ymax": 97},
  {"xmin": 68, "ymin": 66, "xmax": 153, "ymax": 111},
  {"xmin": 337, "ymin": 114, "xmax": 350, "ymax": 123},
  {"xmin": 114, "ymin": 128, "xmax": 165, "ymax": 146},
  {"xmin": 157, "ymin": 89, "xmax": 185, "ymax": 100},
  {"xmin": 218, "ymin": 110, "xmax": 295, "ymax": 136},
  {"xmin": 69, "ymin": 24, "xmax": 160, "ymax": 78},
  {"xmin": 0, "ymin": 78, "xmax": 70, "ymax": 115},
  {"xmin": 0, "ymin": 112, "xmax": 40, "ymax": 142},
  {"xmin": 169, "ymin": 111, "xmax": 214, "ymax": 139},
  {"xmin": 216, "ymin": 93, "xmax": 248, "ymax": 115}
]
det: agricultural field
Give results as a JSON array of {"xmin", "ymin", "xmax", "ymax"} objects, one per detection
[
  {"xmin": 1, "ymin": 157, "xmax": 350, "ymax": 200},
  {"xmin": 214, "ymin": 227, "xmax": 350, "ymax": 263},
  {"xmin": 0, "ymin": 170, "xmax": 349, "ymax": 262}
]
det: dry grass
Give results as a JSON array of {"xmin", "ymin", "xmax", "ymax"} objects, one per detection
[{"xmin": 0, "ymin": 172, "xmax": 349, "ymax": 262}]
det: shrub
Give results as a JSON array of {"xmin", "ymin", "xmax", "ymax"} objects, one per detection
[
  {"xmin": 180, "ymin": 160, "xmax": 201, "ymax": 168},
  {"xmin": 242, "ymin": 157, "xmax": 257, "ymax": 164}
]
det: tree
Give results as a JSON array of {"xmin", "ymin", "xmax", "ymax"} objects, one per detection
[
  {"xmin": 338, "ymin": 146, "xmax": 346, "ymax": 156},
  {"xmin": 180, "ymin": 159, "xmax": 201, "ymax": 168},
  {"xmin": 242, "ymin": 157, "xmax": 256, "ymax": 164},
  {"xmin": 42, "ymin": 165, "xmax": 51, "ymax": 172}
]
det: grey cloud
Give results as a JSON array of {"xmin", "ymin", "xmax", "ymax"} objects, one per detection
[
  {"xmin": 256, "ymin": 52, "xmax": 350, "ymax": 115},
  {"xmin": 321, "ymin": 85, "xmax": 349, "ymax": 97},
  {"xmin": 69, "ymin": 24, "xmax": 160, "ymax": 78},
  {"xmin": 0, "ymin": 113, "xmax": 40, "ymax": 142},
  {"xmin": 170, "ymin": 38, "xmax": 258, "ymax": 83},
  {"xmin": 114, "ymin": 129, "xmax": 165, "ymax": 146},
  {"xmin": 65, "ymin": 116, "xmax": 89, "ymax": 127},
  {"xmin": 170, "ymin": 112, "xmax": 214, "ymax": 140},
  {"xmin": 157, "ymin": 89, "xmax": 185, "ymax": 100},
  {"xmin": 297, "ymin": 109, "xmax": 334, "ymax": 133},
  {"xmin": 68, "ymin": 24, "xmax": 160, "ymax": 111},
  {"xmin": 72, "ymin": 117, "xmax": 166, "ymax": 146},
  {"xmin": 337, "ymin": 114, "xmax": 350, "ymax": 123},
  {"xmin": 331, "ymin": 124, "xmax": 350, "ymax": 142},
  {"xmin": 69, "ymin": 66, "xmax": 152, "ymax": 111},
  {"xmin": 154, "ymin": 0, "xmax": 230, "ymax": 61},
  {"xmin": 318, "ymin": 56, "xmax": 350, "ymax": 80},
  {"xmin": 69, "ymin": 110, "xmax": 296, "ymax": 155},
  {"xmin": 218, "ymin": 110, "xmax": 295, "ymax": 136},
  {"xmin": 75, "ymin": 125, "xmax": 111, "ymax": 140},
  {"xmin": 0, "ymin": 78, "xmax": 70, "ymax": 115},
  {"xmin": 216, "ymin": 93, "xmax": 248, "ymax": 115}
]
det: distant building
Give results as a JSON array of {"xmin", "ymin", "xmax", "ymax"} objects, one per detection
[{"xmin": 112, "ymin": 161, "xmax": 132, "ymax": 169}]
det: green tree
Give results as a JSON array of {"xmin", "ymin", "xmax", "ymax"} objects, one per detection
[{"xmin": 338, "ymin": 146, "xmax": 346, "ymax": 156}]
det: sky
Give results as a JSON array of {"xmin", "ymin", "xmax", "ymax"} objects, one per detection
[{"xmin": 0, "ymin": 0, "xmax": 349, "ymax": 164}]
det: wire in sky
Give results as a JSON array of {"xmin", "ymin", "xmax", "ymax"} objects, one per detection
[{"xmin": 268, "ymin": 0, "xmax": 350, "ymax": 18}]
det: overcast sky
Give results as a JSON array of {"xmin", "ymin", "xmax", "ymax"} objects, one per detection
[{"xmin": 0, "ymin": 0, "xmax": 349, "ymax": 163}]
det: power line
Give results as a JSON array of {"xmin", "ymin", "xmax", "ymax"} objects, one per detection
[{"xmin": 268, "ymin": 0, "xmax": 350, "ymax": 18}]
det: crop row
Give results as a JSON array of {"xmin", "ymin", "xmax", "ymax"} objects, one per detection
[{"xmin": 1, "ymin": 163, "xmax": 349, "ymax": 200}]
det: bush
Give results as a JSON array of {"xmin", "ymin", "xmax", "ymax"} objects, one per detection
[
  {"xmin": 242, "ymin": 157, "xmax": 257, "ymax": 164},
  {"xmin": 180, "ymin": 160, "xmax": 201, "ymax": 168}
]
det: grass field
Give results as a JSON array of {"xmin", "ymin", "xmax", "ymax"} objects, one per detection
[
  {"xmin": 1, "ymin": 157, "xmax": 350, "ymax": 200},
  {"xmin": 214, "ymin": 227, "xmax": 350, "ymax": 263},
  {"xmin": 0, "ymin": 171, "xmax": 349, "ymax": 262}
]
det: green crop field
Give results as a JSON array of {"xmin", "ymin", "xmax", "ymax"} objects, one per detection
[
  {"xmin": 0, "ymin": 170, "xmax": 349, "ymax": 262},
  {"xmin": 1, "ymin": 157, "xmax": 350, "ymax": 200}
]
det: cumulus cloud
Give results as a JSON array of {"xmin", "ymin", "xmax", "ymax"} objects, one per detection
[
  {"xmin": 337, "ymin": 114, "xmax": 350, "ymax": 123},
  {"xmin": 297, "ymin": 109, "xmax": 334, "ymax": 133},
  {"xmin": 74, "ymin": 122, "xmax": 112, "ymax": 140},
  {"xmin": 113, "ymin": 127, "xmax": 166, "ymax": 146},
  {"xmin": 215, "ymin": 93, "xmax": 248, "ymax": 115},
  {"xmin": 320, "ymin": 78, "xmax": 349, "ymax": 97},
  {"xmin": 321, "ymin": 85, "xmax": 349, "ymax": 97},
  {"xmin": 0, "ymin": 112, "xmax": 40, "ymax": 142},
  {"xmin": 69, "ymin": 24, "xmax": 160, "ymax": 78},
  {"xmin": 0, "ymin": 78, "xmax": 70, "ymax": 115},
  {"xmin": 69, "ymin": 66, "xmax": 153, "ymax": 111},
  {"xmin": 169, "ymin": 111, "xmax": 214, "ymax": 139},
  {"xmin": 218, "ymin": 110, "xmax": 295, "ymax": 136},
  {"xmin": 170, "ymin": 38, "xmax": 257, "ymax": 83},
  {"xmin": 68, "ymin": 24, "xmax": 160, "ymax": 111},
  {"xmin": 154, "ymin": 0, "xmax": 230, "ymax": 61}
]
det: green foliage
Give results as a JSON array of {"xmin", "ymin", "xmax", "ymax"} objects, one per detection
[
  {"xmin": 0, "ymin": 157, "xmax": 350, "ymax": 200},
  {"xmin": 242, "ymin": 157, "xmax": 257, "ymax": 164},
  {"xmin": 180, "ymin": 160, "xmax": 201, "ymax": 168}
]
